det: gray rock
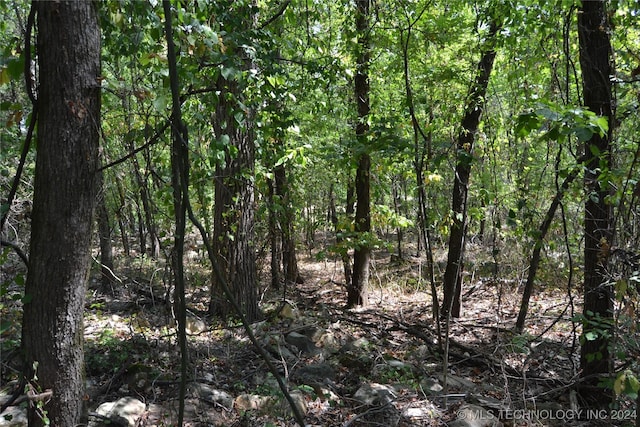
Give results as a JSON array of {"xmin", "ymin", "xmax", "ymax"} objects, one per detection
[
  {"xmin": 0, "ymin": 407, "xmax": 27, "ymax": 427},
  {"xmin": 420, "ymin": 377, "xmax": 444, "ymax": 394},
  {"xmin": 354, "ymin": 382, "xmax": 397, "ymax": 405},
  {"xmin": 402, "ymin": 402, "xmax": 439, "ymax": 420},
  {"xmin": 234, "ymin": 394, "xmax": 275, "ymax": 413},
  {"xmin": 285, "ymin": 331, "xmax": 318, "ymax": 354},
  {"xmin": 293, "ymin": 362, "xmax": 336, "ymax": 383},
  {"xmin": 438, "ymin": 373, "xmax": 477, "ymax": 391},
  {"xmin": 192, "ymin": 383, "xmax": 233, "ymax": 409},
  {"xmin": 91, "ymin": 397, "xmax": 146, "ymax": 427}
]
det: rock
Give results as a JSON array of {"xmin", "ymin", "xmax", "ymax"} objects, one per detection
[
  {"xmin": 185, "ymin": 315, "xmax": 207, "ymax": 334},
  {"xmin": 316, "ymin": 330, "xmax": 340, "ymax": 353},
  {"xmin": 449, "ymin": 404, "xmax": 503, "ymax": 427},
  {"xmin": 277, "ymin": 301, "xmax": 299, "ymax": 320},
  {"xmin": 234, "ymin": 394, "xmax": 275, "ymax": 413},
  {"xmin": 420, "ymin": 377, "xmax": 444, "ymax": 394},
  {"xmin": 287, "ymin": 390, "xmax": 307, "ymax": 416},
  {"xmin": 338, "ymin": 339, "xmax": 373, "ymax": 372},
  {"xmin": 402, "ymin": 402, "xmax": 439, "ymax": 420},
  {"xmin": 90, "ymin": 397, "xmax": 146, "ymax": 427},
  {"xmin": 438, "ymin": 373, "xmax": 477, "ymax": 391},
  {"xmin": 192, "ymin": 383, "xmax": 233, "ymax": 409},
  {"xmin": 285, "ymin": 331, "xmax": 318, "ymax": 354},
  {"xmin": 354, "ymin": 383, "xmax": 397, "ymax": 405},
  {"xmin": 342, "ymin": 337, "xmax": 371, "ymax": 351},
  {"xmin": 0, "ymin": 406, "xmax": 27, "ymax": 427},
  {"xmin": 293, "ymin": 362, "xmax": 336, "ymax": 384}
]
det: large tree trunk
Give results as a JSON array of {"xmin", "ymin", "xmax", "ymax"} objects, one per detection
[
  {"xmin": 209, "ymin": 80, "xmax": 261, "ymax": 322},
  {"xmin": 347, "ymin": 0, "xmax": 371, "ymax": 308},
  {"xmin": 21, "ymin": 2, "xmax": 101, "ymax": 425},
  {"xmin": 577, "ymin": 0, "xmax": 614, "ymax": 407},
  {"xmin": 441, "ymin": 21, "xmax": 498, "ymax": 318}
]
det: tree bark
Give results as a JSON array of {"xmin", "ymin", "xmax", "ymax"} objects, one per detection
[
  {"xmin": 577, "ymin": 0, "xmax": 614, "ymax": 407},
  {"xmin": 163, "ymin": 1, "xmax": 190, "ymax": 422},
  {"xmin": 267, "ymin": 175, "xmax": 282, "ymax": 289},
  {"xmin": 209, "ymin": 76, "xmax": 261, "ymax": 322},
  {"xmin": 21, "ymin": 2, "xmax": 101, "ymax": 425},
  {"xmin": 347, "ymin": 0, "xmax": 371, "ymax": 308},
  {"xmin": 97, "ymin": 170, "xmax": 117, "ymax": 294},
  {"xmin": 329, "ymin": 182, "xmax": 353, "ymax": 286},
  {"xmin": 441, "ymin": 21, "xmax": 498, "ymax": 318},
  {"xmin": 275, "ymin": 164, "xmax": 303, "ymax": 285}
]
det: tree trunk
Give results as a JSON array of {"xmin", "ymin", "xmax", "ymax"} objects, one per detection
[
  {"xmin": 329, "ymin": 183, "xmax": 353, "ymax": 286},
  {"xmin": 163, "ymin": 1, "xmax": 190, "ymax": 421},
  {"xmin": 347, "ymin": 0, "xmax": 371, "ymax": 308},
  {"xmin": 275, "ymin": 164, "xmax": 303, "ymax": 285},
  {"xmin": 97, "ymin": 170, "xmax": 117, "ymax": 294},
  {"xmin": 267, "ymin": 175, "xmax": 282, "ymax": 290},
  {"xmin": 21, "ymin": 2, "xmax": 101, "ymax": 425},
  {"xmin": 515, "ymin": 163, "xmax": 582, "ymax": 332},
  {"xmin": 577, "ymin": 0, "xmax": 614, "ymax": 407},
  {"xmin": 209, "ymin": 79, "xmax": 261, "ymax": 322},
  {"xmin": 441, "ymin": 21, "xmax": 499, "ymax": 318},
  {"xmin": 114, "ymin": 175, "xmax": 131, "ymax": 256}
]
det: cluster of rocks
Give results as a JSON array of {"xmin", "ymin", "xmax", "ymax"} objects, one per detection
[{"xmin": 0, "ymin": 302, "xmax": 506, "ymax": 426}]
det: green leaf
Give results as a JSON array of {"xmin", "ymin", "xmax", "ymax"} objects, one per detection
[
  {"xmin": 615, "ymin": 279, "xmax": 627, "ymax": 301},
  {"xmin": 221, "ymin": 66, "xmax": 238, "ymax": 81},
  {"xmin": 628, "ymin": 373, "xmax": 640, "ymax": 393},
  {"xmin": 614, "ymin": 372, "xmax": 626, "ymax": 396},
  {"xmin": 152, "ymin": 94, "xmax": 169, "ymax": 112},
  {"xmin": 584, "ymin": 331, "xmax": 598, "ymax": 341},
  {"xmin": 574, "ymin": 126, "xmax": 593, "ymax": 142},
  {"xmin": 0, "ymin": 67, "xmax": 9, "ymax": 86}
]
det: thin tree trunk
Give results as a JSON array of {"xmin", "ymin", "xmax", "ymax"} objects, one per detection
[
  {"xmin": 97, "ymin": 170, "xmax": 117, "ymax": 293},
  {"xmin": 163, "ymin": 1, "xmax": 190, "ymax": 422},
  {"xmin": 515, "ymin": 162, "xmax": 582, "ymax": 332},
  {"xmin": 267, "ymin": 175, "xmax": 282, "ymax": 289},
  {"xmin": 577, "ymin": 0, "xmax": 614, "ymax": 407},
  {"xmin": 22, "ymin": 2, "xmax": 101, "ymax": 425},
  {"xmin": 329, "ymin": 183, "xmax": 352, "ymax": 286},
  {"xmin": 392, "ymin": 177, "xmax": 403, "ymax": 260},
  {"xmin": 441, "ymin": 21, "xmax": 499, "ymax": 318},
  {"xmin": 347, "ymin": 0, "xmax": 371, "ymax": 308},
  {"xmin": 114, "ymin": 172, "xmax": 131, "ymax": 256},
  {"xmin": 275, "ymin": 164, "xmax": 303, "ymax": 285}
]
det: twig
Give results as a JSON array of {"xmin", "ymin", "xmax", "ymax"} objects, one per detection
[
  {"xmin": 259, "ymin": 0, "xmax": 291, "ymax": 29},
  {"xmin": 0, "ymin": 239, "xmax": 29, "ymax": 267}
]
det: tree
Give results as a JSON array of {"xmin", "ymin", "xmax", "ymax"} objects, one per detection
[
  {"xmin": 208, "ymin": 0, "xmax": 262, "ymax": 322},
  {"xmin": 577, "ymin": 0, "xmax": 614, "ymax": 407},
  {"xmin": 347, "ymin": 0, "xmax": 372, "ymax": 308},
  {"xmin": 441, "ymin": 16, "xmax": 499, "ymax": 318},
  {"xmin": 21, "ymin": 1, "xmax": 101, "ymax": 425}
]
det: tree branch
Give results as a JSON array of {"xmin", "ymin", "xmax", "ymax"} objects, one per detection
[
  {"xmin": 259, "ymin": 0, "xmax": 291, "ymax": 30},
  {"xmin": 0, "ymin": 239, "xmax": 29, "ymax": 267}
]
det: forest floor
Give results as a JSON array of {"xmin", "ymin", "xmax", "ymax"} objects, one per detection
[{"xmin": 1, "ymin": 239, "xmax": 638, "ymax": 426}]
